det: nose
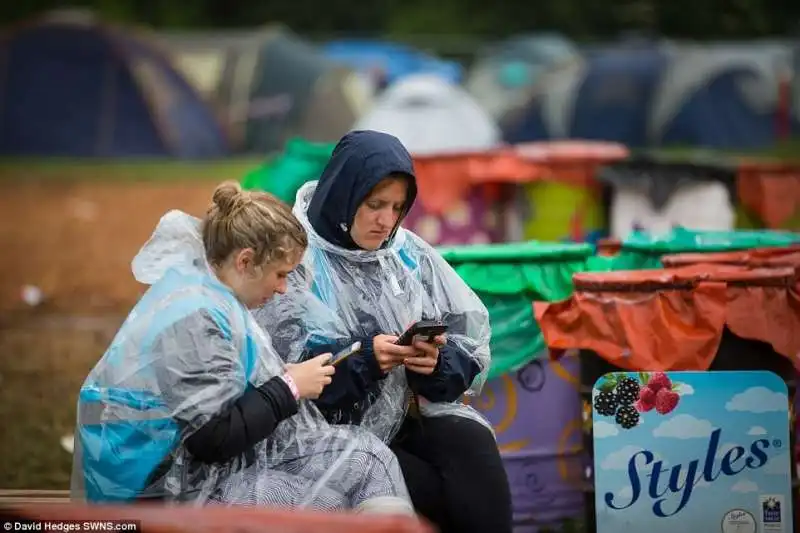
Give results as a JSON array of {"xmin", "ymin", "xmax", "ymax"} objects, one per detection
[
  {"xmin": 275, "ymin": 279, "xmax": 288, "ymax": 295},
  {"xmin": 377, "ymin": 207, "xmax": 396, "ymax": 228}
]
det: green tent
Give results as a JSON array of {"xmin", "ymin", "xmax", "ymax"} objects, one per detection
[{"xmin": 241, "ymin": 137, "xmax": 335, "ymax": 204}]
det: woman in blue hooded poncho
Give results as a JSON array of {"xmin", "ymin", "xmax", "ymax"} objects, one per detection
[
  {"xmin": 255, "ymin": 131, "xmax": 513, "ymax": 532},
  {"xmin": 70, "ymin": 181, "xmax": 413, "ymax": 514}
]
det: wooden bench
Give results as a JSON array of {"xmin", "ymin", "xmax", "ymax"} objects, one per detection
[
  {"xmin": 0, "ymin": 501, "xmax": 434, "ymax": 533},
  {"xmin": 0, "ymin": 490, "xmax": 71, "ymax": 505}
]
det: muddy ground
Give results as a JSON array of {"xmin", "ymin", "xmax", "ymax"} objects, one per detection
[{"xmin": 0, "ymin": 178, "xmax": 228, "ymax": 488}]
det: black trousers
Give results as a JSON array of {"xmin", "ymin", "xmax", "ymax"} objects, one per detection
[{"xmin": 390, "ymin": 414, "xmax": 513, "ymax": 533}]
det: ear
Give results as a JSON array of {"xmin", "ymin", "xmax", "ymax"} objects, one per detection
[{"xmin": 234, "ymin": 248, "xmax": 256, "ymax": 273}]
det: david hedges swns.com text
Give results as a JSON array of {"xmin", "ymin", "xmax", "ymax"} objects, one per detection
[{"xmin": 3, "ymin": 521, "xmax": 140, "ymax": 532}]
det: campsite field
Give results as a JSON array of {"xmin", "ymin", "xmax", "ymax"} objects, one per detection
[{"xmin": 0, "ymin": 159, "xmax": 259, "ymax": 489}]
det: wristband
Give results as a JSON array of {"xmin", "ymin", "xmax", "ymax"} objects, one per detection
[{"xmin": 281, "ymin": 372, "xmax": 300, "ymax": 401}]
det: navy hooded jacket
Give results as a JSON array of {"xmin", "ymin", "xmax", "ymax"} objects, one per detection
[{"xmin": 301, "ymin": 131, "xmax": 481, "ymax": 427}]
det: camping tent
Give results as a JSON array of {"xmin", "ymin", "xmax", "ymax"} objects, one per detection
[
  {"xmin": 322, "ymin": 39, "xmax": 463, "ymax": 87},
  {"xmin": 501, "ymin": 43, "xmax": 799, "ymax": 149},
  {"xmin": 501, "ymin": 45, "xmax": 669, "ymax": 148},
  {"xmin": 465, "ymin": 33, "xmax": 581, "ymax": 121},
  {"xmin": 652, "ymin": 44, "xmax": 797, "ymax": 148},
  {"xmin": 214, "ymin": 27, "xmax": 372, "ymax": 154},
  {"xmin": 354, "ymin": 74, "xmax": 501, "ymax": 155},
  {"xmin": 0, "ymin": 11, "xmax": 229, "ymax": 158}
]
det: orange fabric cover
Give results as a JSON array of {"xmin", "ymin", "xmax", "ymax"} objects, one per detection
[{"xmin": 534, "ymin": 264, "xmax": 800, "ymax": 372}]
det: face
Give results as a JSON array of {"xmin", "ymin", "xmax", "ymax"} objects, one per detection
[
  {"xmin": 351, "ymin": 177, "xmax": 408, "ymax": 250},
  {"xmin": 222, "ymin": 249, "xmax": 302, "ymax": 309}
]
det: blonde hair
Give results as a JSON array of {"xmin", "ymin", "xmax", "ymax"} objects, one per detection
[{"xmin": 202, "ymin": 181, "xmax": 307, "ymax": 267}]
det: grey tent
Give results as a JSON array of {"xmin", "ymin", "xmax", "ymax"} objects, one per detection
[{"xmin": 165, "ymin": 26, "xmax": 372, "ymax": 154}]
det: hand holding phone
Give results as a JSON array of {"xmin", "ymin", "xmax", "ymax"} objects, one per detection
[
  {"xmin": 395, "ymin": 320, "xmax": 448, "ymax": 346},
  {"xmin": 330, "ymin": 341, "xmax": 362, "ymax": 366}
]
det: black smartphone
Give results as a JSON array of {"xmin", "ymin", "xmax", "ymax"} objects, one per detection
[
  {"xmin": 330, "ymin": 341, "xmax": 362, "ymax": 366},
  {"xmin": 395, "ymin": 320, "xmax": 448, "ymax": 346}
]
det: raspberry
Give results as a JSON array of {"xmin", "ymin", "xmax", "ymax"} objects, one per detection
[
  {"xmin": 615, "ymin": 404, "xmax": 640, "ymax": 429},
  {"xmin": 615, "ymin": 377, "xmax": 641, "ymax": 406},
  {"xmin": 647, "ymin": 372, "xmax": 672, "ymax": 393},
  {"xmin": 655, "ymin": 389, "xmax": 680, "ymax": 415},
  {"xmin": 639, "ymin": 386, "xmax": 657, "ymax": 405},
  {"xmin": 593, "ymin": 390, "xmax": 619, "ymax": 417},
  {"xmin": 634, "ymin": 399, "xmax": 654, "ymax": 413}
]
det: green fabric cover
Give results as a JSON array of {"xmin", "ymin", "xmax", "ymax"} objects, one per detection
[
  {"xmin": 241, "ymin": 138, "xmax": 335, "ymax": 204},
  {"xmin": 440, "ymin": 241, "xmax": 609, "ymax": 379},
  {"xmin": 612, "ymin": 227, "xmax": 800, "ymax": 270}
]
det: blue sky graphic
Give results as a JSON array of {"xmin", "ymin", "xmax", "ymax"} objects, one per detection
[{"xmin": 592, "ymin": 371, "xmax": 794, "ymax": 533}]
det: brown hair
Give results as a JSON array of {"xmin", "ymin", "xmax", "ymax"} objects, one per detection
[{"xmin": 201, "ymin": 181, "xmax": 307, "ymax": 267}]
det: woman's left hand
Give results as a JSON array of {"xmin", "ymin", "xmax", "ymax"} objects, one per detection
[{"xmin": 404, "ymin": 335, "xmax": 446, "ymax": 375}]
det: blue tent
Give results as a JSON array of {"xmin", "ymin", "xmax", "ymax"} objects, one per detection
[
  {"xmin": 321, "ymin": 39, "xmax": 462, "ymax": 85},
  {"xmin": 501, "ymin": 46, "xmax": 668, "ymax": 147},
  {"xmin": 502, "ymin": 44, "xmax": 799, "ymax": 150},
  {"xmin": 0, "ymin": 13, "xmax": 230, "ymax": 158}
]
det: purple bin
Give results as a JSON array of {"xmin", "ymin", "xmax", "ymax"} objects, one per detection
[
  {"xmin": 404, "ymin": 188, "xmax": 505, "ymax": 246},
  {"xmin": 467, "ymin": 353, "xmax": 586, "ymax": 531}
]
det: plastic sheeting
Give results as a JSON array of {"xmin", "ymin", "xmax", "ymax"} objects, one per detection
[
  {"xmin": 255, "ymin": 182, "xmax": 493, "ymax": 443},
  {"xmin": 71, "ymin": 210, "xmax": 410, "ymax": 509},
  {"xmin": 534, "ymin": 264, "xmax": 800, "ymax": 372}
]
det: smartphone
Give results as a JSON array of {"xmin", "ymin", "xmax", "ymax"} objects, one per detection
[
  {"xmin": 330, "ymin": 341, "xmax": 362, "ymax": 366},
  {"xmin": 395, "ymin": 320, "xmax": 448, "ymax": 346}
]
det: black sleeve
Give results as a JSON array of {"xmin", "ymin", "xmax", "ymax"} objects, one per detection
[
  {"xmin": 152, "ymin": 310, "xmax": 298, "ymax": 465},
  {"xmin": 184, "ymin": 377, "xmax": 298, "ymax": 463},
  {"xmin": 406, "ymin": 343, "xmax": 482, "ymax": 402}
]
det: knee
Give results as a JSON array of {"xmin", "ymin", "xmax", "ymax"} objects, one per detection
[
  {"xmin": 434, "ymin": 415, "xmax": 497, "ymax": 448},
  {"xmin": 349, "ymin": 433, "xmax": 400, "ymax": 471}
]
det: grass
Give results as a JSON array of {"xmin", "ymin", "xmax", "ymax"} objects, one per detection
[
  {"xmin": 0, "ymin": 157, "xmax": 265, "ymax": 183},
  {"xmin": 0, "ymin": 319, "xmax": 120, "ymax": 489}
]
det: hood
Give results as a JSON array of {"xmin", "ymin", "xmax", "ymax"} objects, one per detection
[
  {"xmin": 131, "ymin": 210, "xmax": 208, "ymax": 285},
  {"xmin": 306, "ymin": 130, "xmax": 417, "ymax": 250}
]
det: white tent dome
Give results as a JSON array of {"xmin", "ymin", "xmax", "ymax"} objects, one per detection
[{"xmin": 354, "ymin": 74, "xmax": 501, "ymax": 155}]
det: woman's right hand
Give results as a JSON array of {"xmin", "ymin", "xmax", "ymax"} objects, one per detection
[
  {"xmin": 373, "ymin": 334, "xmax": 418, "ymax": 373},
  {"xmin": 285, "ymin": 354, "xmax": 336, "ymax": 399}
]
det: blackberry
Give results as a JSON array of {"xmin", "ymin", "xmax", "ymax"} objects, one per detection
[
  {"xmin": 615, "ymin": 377, "xmax": 641, "ymax": 406},
  {"xmin": 593, "ymin": 390, "xmax": 619, "ymax": 417},
  {"xmin": 615, "ymin": 404, "xmax": 640, "ymax": 429}
]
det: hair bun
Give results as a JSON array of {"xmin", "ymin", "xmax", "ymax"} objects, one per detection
[{"xmin": 211, "ymin": 180, "xmax": 245, "ymax": 214}]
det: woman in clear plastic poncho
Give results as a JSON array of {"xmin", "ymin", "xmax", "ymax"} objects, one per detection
[
  {"xmin": 71, "ymin": 181, "xmax": 413, "ymax": 514},
  {"xmin": 255, "ymin": 131, "xmax": 512, "ymax": 533}
]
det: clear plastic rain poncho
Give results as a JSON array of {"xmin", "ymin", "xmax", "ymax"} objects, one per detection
[
  {"xmin": 71, "ymin": 210, "xmax": 410, "ymax": 509},
  {"xmin": 255, "ymin": 182, "xmax": 493, "ymax": 443}
]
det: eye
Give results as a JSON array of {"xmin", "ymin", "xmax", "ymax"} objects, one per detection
[
  {"xmin": 393, "ymin": 204, "xmax": 404, "ymax": 213},
  {"xmin": 366, "ymin": 201, "xmax": 382, "ymax": 210}
]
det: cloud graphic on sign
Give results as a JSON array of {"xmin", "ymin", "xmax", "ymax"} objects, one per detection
[
  {"xmin": 652, "ymin": 414, "xmax": 716, "ymax": 439},
  {"xmin": 747, "ymin": 426, "xmax": 768, "ymax": 436},
  {"xmin": 731, "ymin": 480, "xmax": 759, "ymax": 493},
  {"xmin": 675, "ymin": 383, "xmax": 694, "ymax": 396},
  {"xmin": 601, "ymin": 446, "xmax": 667, "ymax": 471},
  {"xmin": 726, "ymin": 387, "xmax": 787, "ymax": 413},
  {"xmin": 593, "ymin": 421, "xmax": 619, "ymax": 439},
  {"xmin": 606, "ymin": 485, "xmax": 634, "ymax": 507}
]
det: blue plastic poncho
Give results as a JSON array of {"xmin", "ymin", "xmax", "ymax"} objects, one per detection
[
  {"xmin": 70, "ymin": 210, "xmax": 411, "ymax": 511},
  {"xmin": 256, "ymin": 178, "xmax": 493, "ymax": 443}
]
